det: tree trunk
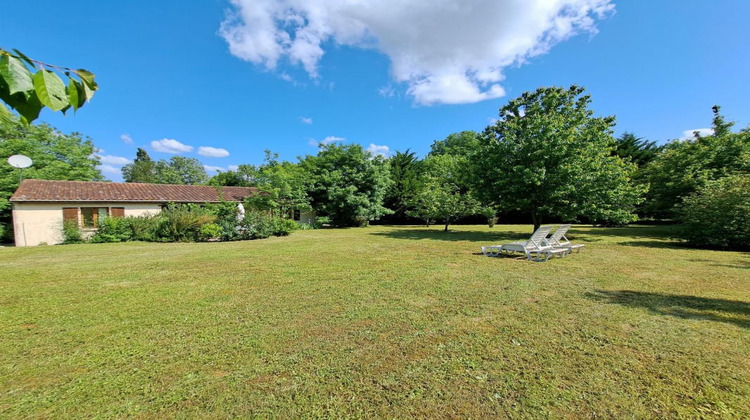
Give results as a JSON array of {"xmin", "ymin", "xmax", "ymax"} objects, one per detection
[
  {"xmin": 531, "ymin": 209, "xmax": 541, "ymax": 233},
  {"xmin": 444, "ymin": 221, "xmax": 449, "ymax": 232}
]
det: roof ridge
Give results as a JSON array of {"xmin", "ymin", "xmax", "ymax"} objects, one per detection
[{"xmin": 11, "ymin": 179, "xmax": 255, "ymax": 203}]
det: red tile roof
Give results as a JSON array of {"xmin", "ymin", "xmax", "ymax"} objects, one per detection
[{"xmin": 10, "ymin": 179, "xmax": 256, "ymax": 203}]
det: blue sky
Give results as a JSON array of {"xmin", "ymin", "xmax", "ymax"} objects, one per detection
[{"xmin": 3, "ymin": 1, "xmax": 748, "ymax": 181}]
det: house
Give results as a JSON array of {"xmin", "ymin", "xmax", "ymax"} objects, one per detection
[{"xmin": 10, "ymin": 179, "xmax": 313, "ymax": 247}]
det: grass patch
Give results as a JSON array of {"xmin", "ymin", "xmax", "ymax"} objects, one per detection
[{"xmin": 1, "ymin": 225, "xmax": 748, "ymax": 417}]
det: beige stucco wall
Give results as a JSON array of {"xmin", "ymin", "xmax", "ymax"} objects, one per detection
[{"xmin": 12, "ymin": 202, "xmax": 162, "ymax": 247}]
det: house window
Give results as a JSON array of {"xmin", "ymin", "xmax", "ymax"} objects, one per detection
[{"xmin": 80, "ymin": 207, "xmax": 109, "ymax": 228}]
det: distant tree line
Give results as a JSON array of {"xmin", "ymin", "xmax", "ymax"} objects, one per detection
[{"xmin": 2, "ymin": 86, "xmax": 748, "ymax": 249}]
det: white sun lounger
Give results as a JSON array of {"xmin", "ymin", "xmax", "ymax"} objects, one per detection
[
  {"xmin": 482, "ymin": 225, "xmax": 568, "ymax": 262},
  {"xmin": 547, "ymin": 224, "xmax": 585, "ymax": 253}
]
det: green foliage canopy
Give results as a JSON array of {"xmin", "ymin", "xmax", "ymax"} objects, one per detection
[
  {"xmin": 408, "ymin": 154, "xmax": 480, "ymax": 231},
  {"xmin": 614, "ymin": 132, "xmax": 660, "ymax": 167},
  {"xmin": 300, "ymin": 143, "xmax": 391, "ymax": 227},
  {"xmin": 122, "ymin": 149, "xmax": 208, "ymax": 185},
  {"xmin": 1, "ymin": 118, "xmax": 103, "ymax": 239},
  {"xmin": 0, "ymin": 48, "xmax": 98, "ymax": 125},
  {"xmin": 248, "ymin": 153, "xmax": 310, "ymax": 216},
  {"xmin": 121, "ymin": 148, "xmax": 157, "ymax": 183},
  {"xmin": 155, "ymin": 156, "xmax": 209, "ymax": 185},
  {"xmin": 473, "ymin": 85, "xmax": 645, "ymax": 230},
  {"xmin": 383, "ymin": 149, "xmax": 422, "ymax": 221},
  {"xmin": 429, "ymin": 131, "xmax": 480, "ymax": 158},
  {"xmin": 209, "ymin": 151, "xmax": 310, "ymax": 216},
  {"xmin": 640, "ymin": 106, "xmax": 750, "ymax": 218},
  {"xmin": 677, "ymin": 174, "xmax": 750, "ymax": 250}
]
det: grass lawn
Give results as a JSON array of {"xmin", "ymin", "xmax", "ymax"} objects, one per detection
[{"xmin": 1, "ymin": 224, "xmax": 748, "ymax": 418}]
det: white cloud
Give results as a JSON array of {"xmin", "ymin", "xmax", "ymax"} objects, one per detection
[
  {"xmin": 120, "ymin": 134, "xmax": 134, "ymax": 145},
  {"xmin": 300, "ymin": 116, "xmax": 313, "ymax": 124},
  {"xmin": 321, "ymin": 136, "xmax": 346, "ymax": 145},
  {"xmin": 151, "ymin": 138, "xmax": 194, "ymax": 154},
  {"xmin": 308, "ymin": 136, "xmax": 346, "ymax": 146},
  {"xmin": 366, "ymin": 143, "xmax": 390, "ymax": 157},
  {"xmin": 97, "ymin": 165, "xmax": 121, "ymax": 175},
  {"xmin": 203, "ymin": 165, "xmax": 226, "ymax": 173},
  {"xmin": 228, "ymin": 165, "xmax": 239, "ymax": 171},
  {"xmin": 220, "ymin": 0, "xmax": 614, "ymax": 105},
  {"xmin": 98, "ymin": 155, "xmax": 132, "ymax": 166},
  {"xmin": 680, "ymin": 128, "xmax": 714, "ymax": 140},
  {"xmin": 378, "ymin": 85, "xmax": 396, "ymax": 98},
  {"xmin": 198, "ymin": 146, "xmax": 231, "ymax": 158}
]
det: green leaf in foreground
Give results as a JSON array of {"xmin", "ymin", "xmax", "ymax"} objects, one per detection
[
  {"xmin": 67, "ymin": 78, "xmax": 80, "ymax": 110},
  {"xmin": 33, "ymin": 69, "xmax": 69, "ymax": 111},
  {"xmin": 0, "ymin": 102, "xmax": 12, "ymax": 126},
  {"xmin": 11, "ymin": 48, "xmax": 37, "ymax": 68},
  {"xmin": 75, "ymin": 68, "xmax": 98, "ymax": 89},
  {"xmin": 13, "ymin": 90, "xmax": 44, "ymax": 124},
  {"xmin": 0, "ymin": 55, "xmax": 33, "ymax": 94}
]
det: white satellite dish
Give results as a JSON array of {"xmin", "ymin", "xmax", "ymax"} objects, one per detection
[{"xmin": 8, "ymin": 154, "xmax": 32, "ymax": 169}]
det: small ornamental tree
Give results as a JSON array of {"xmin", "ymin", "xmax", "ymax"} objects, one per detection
[
  {"xmin": 0, "ymin": 48, "xmax": 98, "ymax": 125},
  {"xmin": 473, "ymin": 85, "xmax": 645, "ymax": 231},
  {"xmin": 408, "ymin": 154, "xmax": 480, "ymax": 231}
]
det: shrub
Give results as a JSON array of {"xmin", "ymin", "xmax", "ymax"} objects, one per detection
[
  {"xmin": 216, "ymin": 219, "xmax": 243, "ymax": 241},
  {"xmin": 62, "ymin": 220, "xmax": 84, "ymax": 244},
  {"xmin": 313, "ymin": 216, "xmax": 330, "ymax": 229},
  {"xmin": 127, "ymin": 214, "xmax": 161, "ymax": 242},
  {"xmin": 272, "ymin": 218, "xmax": 298, "ymax": 236},
  {"xmin": 677, "ymin": 174, "xmax": 750, "ymax": 250},
  {"xmin": 91, "ymin": 217, "xmax": 132, "ymax": 243},
  {"xmin": 243, "ymin": 211, "xmax": 275, "ymax": 239},
  {"xmin": 295, "ymin": 221, "xmax": 317, "ymax": 230},
  {"xmin": 199, "ymin": 223, "xmax": 223, "ymax": 241},
  {"xmin": 155, "ymin": 204, "xmax": 216, "ymax": 242},
  {"xmin": 481, "ymin": 207, "xmax": 497, "ymax": 228}
]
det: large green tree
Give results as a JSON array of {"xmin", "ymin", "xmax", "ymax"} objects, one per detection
[
  {"xmin": 122, "ymin": 150, "xmax": 208, "ymax": 185},
  {"xmin": 429, "ymin": 131, "xmax": 480, "ymax": 158},
  {"xmin": 156, "ymin": 156, "xmax": 208, "ymax": 185},
  {"xmin": 1, "ymin": 118, "xmax": 103, "ymax": 239},
  {"xmin": 383, "ymin": 149, "xmax": 422, "ymax": 222},
  {"xmin": 640, "ymin": 106, "xmax": 750, "ymax": 218},
  {"xmin": 0, "ymin": 48, "xmax": 98, "ymax": 125},
  {"xmin": 473, "ymin": 85, "xmax": 645, "ymax": 231},
  {"xmin": 122, "ymin": 148, "xmax": 157, "ymax": 183},
  {"xmin": 300, "ymin": 143, "xmax": 391, "ymax": 227},
  {"xmin": 243, "ymin": 151, "xmax": 311, "ymax": 217},
  {"xmin": 408, "ymin": 154, "xmax": 480, "ymax": 231}
]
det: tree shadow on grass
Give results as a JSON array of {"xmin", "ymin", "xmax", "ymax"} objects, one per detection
[
  {"xmin": 689, "ymin": 259, "xmax": 750, "ymax": 270},
  {"xmin": 370, "ymin": 228, "xmax": 528, "ymax": 243},
  {"xmin": 587, "ymin": 290, "xmax": 750, "ymax": 329},
  {"xmin": 616, "ymin": 240, "xmax": 689, "ymax": 250},
  {"xmin": 574, "ymin": 225, "xmax": 678, "ymax": 239}
]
